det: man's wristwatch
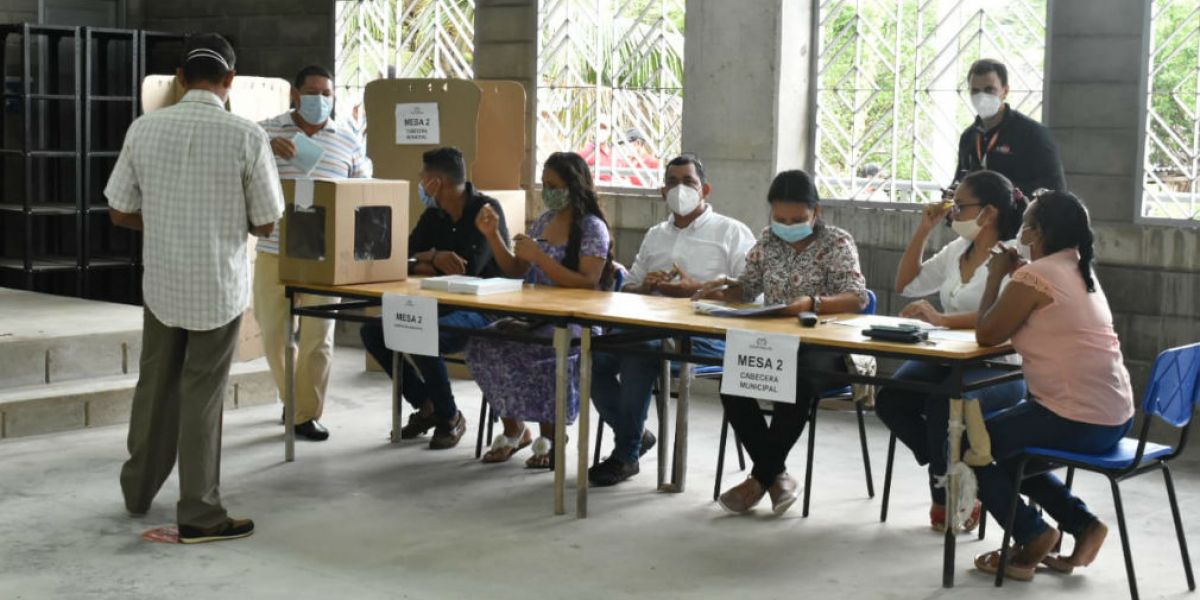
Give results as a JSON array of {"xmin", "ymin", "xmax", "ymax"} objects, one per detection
[{"xmin": 810, "ymin": 295, "xmax": 823, "ymax": 313}]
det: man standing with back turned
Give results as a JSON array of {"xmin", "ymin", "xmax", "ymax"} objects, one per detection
[{"xmin": 106, "ymin": 33, "xmax": 284, "ymax": 543}]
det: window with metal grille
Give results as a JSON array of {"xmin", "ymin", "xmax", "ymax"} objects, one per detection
[
  {"xmin": 334, "ymin": 0, "xmax": 475, "ymax": 119},
  {"xmin": 1141, "ymin": 0, "xmax": 1200, "ymax": 223},
  {"xmin": 813, "ymin": 0, "xmax": 1047, "ymax": 204},
  {"xmin": 536, "ymin": 0, "xmax": 684, "ymax": 191}
]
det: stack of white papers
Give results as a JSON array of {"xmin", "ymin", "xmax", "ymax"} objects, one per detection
[
  {"xmin": 420, "ymin": 275, "xmax": 480, "ymax": 291},
  {"xmin": 420, "ymin": 276, "xmax": 525, "ymax": 295}
]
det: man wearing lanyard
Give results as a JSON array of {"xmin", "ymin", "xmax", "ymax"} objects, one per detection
[
  {"xmin": 953, "ymin": 59, "xmax": 1066, "ymax": 197},
  {"xmin": 253, "ymin": 65, "xmax": 373, "ymax": 442},
  {"xmin": 107, "ymin": 34, "xmax": 284, "ymax": 543}
]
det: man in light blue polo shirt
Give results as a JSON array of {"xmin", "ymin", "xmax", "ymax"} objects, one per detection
[{"xmin": 253, "ymin": 64, "xmax": 372, "ymax": 442}]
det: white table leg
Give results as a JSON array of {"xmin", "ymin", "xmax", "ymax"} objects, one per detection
[
  {"xmin": 553, "ymin": 326, "xmax": 569, "ymax": 516},
  {"xmin": 576, "ymin": 327, "xmax": 591, "ymax": 518}
]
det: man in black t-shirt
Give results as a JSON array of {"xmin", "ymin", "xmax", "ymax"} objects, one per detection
[
  {"xmin": 360, "ymin": 147, "xmax": 511, "ymax": 449},
  {"xmin": 953, "ymin": 59, "xmax": 1066, "ymax": 197}
]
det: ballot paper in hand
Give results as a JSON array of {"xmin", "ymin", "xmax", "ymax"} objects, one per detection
[
  {"xmin": 290, "ymin": 132, "xmax": 325, "ymax": 175},
  {"xmin": 692, "ymin": 301, "xmax": 788, "ymax": 318}
]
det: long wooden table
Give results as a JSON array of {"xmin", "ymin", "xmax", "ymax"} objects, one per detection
[{"xmin": 283, "ymin": 279, "xmax": 1019, "ymax": 589}]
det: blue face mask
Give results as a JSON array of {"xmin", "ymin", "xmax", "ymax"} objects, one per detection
[
  {"xmin": 418, "ymin": 181, "xmax": 437, "ymax": 209},
  {"xmin": 298, "ymin": 94, "xmax": 333, "ymax": 125},
  {"xmin": 771, "ymin": 220, "xmax": 814, "ymax": 243}
]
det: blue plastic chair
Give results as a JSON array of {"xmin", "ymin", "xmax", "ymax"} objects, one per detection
[
  {"xmin": 994, "ymin": 343, "xmax": 1200, "ymax": 599},
  {"xmin": 713, "ymin": 289, "xmax": 879, "ymax": 516}
]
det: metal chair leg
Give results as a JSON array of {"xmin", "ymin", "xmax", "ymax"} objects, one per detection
[
  {"xmin": 475, "ymin": 395, "xmax": 488, "ymax": 459},
  {"xmin": 880, "ymin": 433, "xmax": 896, "ymax": 522},
  {"xmin": 485, "ymin": 399, "xmax": 495, "ymax": 448},
  {"xmin": 996, "ymin": 457, "xmax": 1029, "ymax": 588},
  {"xmin": 1163, "ymin": 464, "xmax": 1196, "ymax": 591},
  {"xmin": 1109, "ymin": 477, "xmax": 1139, "ymax": 600},
  {"xmin": 593, "ymin": 418, "xmax": 605, "ymax": 466},
  {"xmin": 802, "ymin": 398, "xmax": 818, "ymax": 518},
  {"xmin": 978, "ymin": 509, "xmax": 987, "ymax": 540},
  {"xmin": 714, "ymin": 411, "xmax": 730, "ymax": 501},
  {"xmin": 856, "ymin": 399, "xmax": 875, "ymax": 498}
]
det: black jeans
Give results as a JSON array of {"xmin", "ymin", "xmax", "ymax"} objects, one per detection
[{"xmin": 721, "ymin": 349, "xmax": 845, "ymax": 488}]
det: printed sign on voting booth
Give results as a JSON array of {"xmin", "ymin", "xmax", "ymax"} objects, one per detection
[
  {"xmin": 721, "ymin": 329, "xmax": 801, "ymax": 404},
  {"xmin": 364, "ymin": 79, "xmax": 527, "ymax": 237}
]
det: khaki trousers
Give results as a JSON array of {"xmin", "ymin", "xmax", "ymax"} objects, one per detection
[
  {"xmin": 252, "ymin": 252, "xmax": 336, "ymax": 423},
  {"xmin": 120, "ymin": 308, "xmax": 240, "ymax": 529}
]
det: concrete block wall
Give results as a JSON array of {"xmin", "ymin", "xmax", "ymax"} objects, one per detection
[
  {"xmin": 141, "ymin": 0, "xmax": 334, "ymax": 79},
  {"xmin": 0, "ymin": 0, "xmax": 37, "ymax": 25}
]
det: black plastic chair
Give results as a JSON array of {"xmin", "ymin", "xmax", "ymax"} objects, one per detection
[{"xmin": 993, "ymin": 343, "xmax": 1199, "ymax": 599}]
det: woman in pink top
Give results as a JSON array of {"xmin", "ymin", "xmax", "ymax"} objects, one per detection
[{"xmin": 972, "ymin": 190, "xmax": 1135, "ymax": 582}]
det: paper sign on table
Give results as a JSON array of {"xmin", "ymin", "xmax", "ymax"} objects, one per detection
[
  {"xmin": 293, "ymin": 178, "xmax": 315, "ymax": 210},
  {"xmin": 290, "ymin": 132, "xmax": 325, "ymax": 175},
  {"xmin": 395, "ymin": 102, "xmax": 441, "ymax": 144},
  {"xmin": 382, "ymin": 294, "xmax": 439, "ymax": 356},
  {"xmin": 720, "ymin": 328, "xmax": 800, "ymax": 403}
]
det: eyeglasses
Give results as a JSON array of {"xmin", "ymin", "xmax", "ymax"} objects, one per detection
[{"xmin": 950, "ymin": 202, "xmax": 983, "ymax": 215}]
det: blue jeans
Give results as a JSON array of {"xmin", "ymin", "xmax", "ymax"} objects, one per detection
[
  {"xmin": 974, "ymin": 400, "xmax": 1131, "ymax": 545},
  {"xmin": 874, "ymin": 360, "xmax": 1027, "ymax": 504},
  {"xmin": 591, "ymin": 337, "xmax": 725, "ymax": 463},
  {"xmin": 360, "ymin": 310, "xmax": 493, "ymax": 421}
]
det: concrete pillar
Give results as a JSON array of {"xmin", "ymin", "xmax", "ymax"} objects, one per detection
[
  {"xmin": 681, "ymin": 0, "xmax": 814, "ymax": 232},
  {"xmin": 473, "ymin": 0, "xmax": 538, "ymax": 191},
  {"xmin": 1045, "ymin": 0, "xmax": 1149, "ymax": 225}
]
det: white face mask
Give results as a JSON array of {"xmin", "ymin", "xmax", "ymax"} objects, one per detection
[
  {"xmin": 951, "ymin": 215, "xmax": 983, "ymax": 241},
  {"xmin": 666, "ymin": 184, "xmax": 701, "ymax": 217},
  {"xmin": 971, "ymin": 92, "xmax": 1003, "ymax": 120},
  {"xmin": 1015, "ymin": 226, "xmax": 1034, "ymax": 258}
]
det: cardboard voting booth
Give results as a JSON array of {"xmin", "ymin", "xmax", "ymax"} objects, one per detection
[
  {"xmin": 140, "ymin": 75, "xmax": 291, "ymax": 121},
  {"xmin": 363, "ymin": 79, "xmax": 528, "ymax": 237},
  {"xmin": 277, "ymin": 179, "xmax": 410, "ymax": 286}
]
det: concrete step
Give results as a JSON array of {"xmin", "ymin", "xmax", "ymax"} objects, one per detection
[
  {"xmin": 1, "ymin": 287, "xmax": 266, "ymax": 389},
  {"xmin": 0, "ymin": 359, "xmax": 277, "ymax": 439},
  {"xmin": 0, "ymin": 288, "xmax": 144, "ymax": 387}
]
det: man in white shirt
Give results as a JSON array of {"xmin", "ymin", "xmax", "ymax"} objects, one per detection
[
  {"xmin": 589, "ymin": 155, "xmax": 756, "ymax": 486},
  {"xmin": 253, "ymin": 64, "xmax": 373, "ymax": 442},
  {"xmin": 106, "ymin": 34, "xmax": 284, "ymax": 543}
]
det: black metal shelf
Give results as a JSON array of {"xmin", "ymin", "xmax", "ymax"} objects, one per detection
[
  {"xmin": 1, "ymin": 24, "xmax": 176, "ymax": 304},
  {"xmin": 0, "ymin": 203, "xmax": 79, "ymax": 215},
  {"xmin": 0, "ymin": 257, "xmax": 79, "ymax": 272}
]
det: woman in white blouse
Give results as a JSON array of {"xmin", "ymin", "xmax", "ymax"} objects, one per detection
[{"xmin": 875, "ymin": 170, "xmax": 1029, "ymax": 532}]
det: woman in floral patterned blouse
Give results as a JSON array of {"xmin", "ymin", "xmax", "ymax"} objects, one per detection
[{"xmin": 695, "ymin": 169, "xmax": 869, "ymax": 515}]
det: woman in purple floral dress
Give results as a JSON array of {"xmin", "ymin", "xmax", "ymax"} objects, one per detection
[{"xmin": 470, "ymin": 152, "xmax": 614, "ymax": 468}]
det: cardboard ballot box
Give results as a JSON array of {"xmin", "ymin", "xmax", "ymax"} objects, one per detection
[
  {"xmin": 278, "ymin": 179, "xmax": 410, "ymax": 286},
  {"xmin": 364, "ymin": 79, "xmax": 528, "ymax": 237}
]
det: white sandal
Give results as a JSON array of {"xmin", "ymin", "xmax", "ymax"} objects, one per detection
[
  {"xmin": 481, "ymin": 429, "xmax": 532, "ymax": 463},
  {"xmin": 525, "ymin": 436, "xmax": 555, "ymax": 470}
]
